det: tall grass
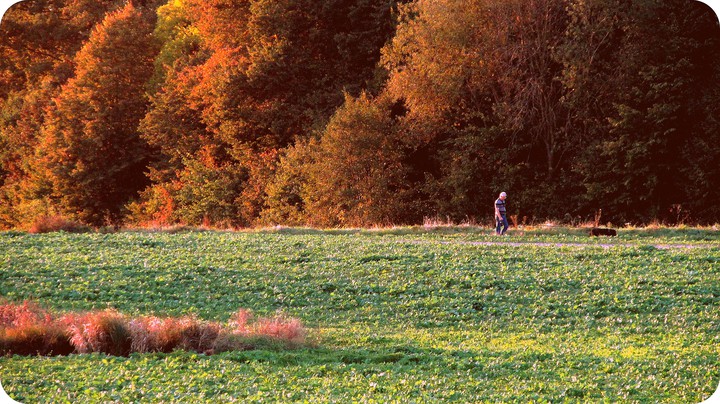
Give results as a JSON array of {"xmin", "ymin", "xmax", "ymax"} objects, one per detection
[
  {"xmin": 0, "ymin": 302, "xmax": 308, "ymax": 357},
  {"xmin": 0, "ymin": 301, "xmax": 73, "ymax": 356},
  {"xmin": 62, "ymin": 310, "xmax": 132, "ymax": 356},
  {"xmin": 28, "ymin": 216, "xmax": 89, "ymax": 234},
  {"xmin": 128, "ymin": 316, "xmax": 184, "ymax": 353}
]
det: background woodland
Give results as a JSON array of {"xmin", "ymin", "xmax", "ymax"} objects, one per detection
[{"xmin": 1, "ymin": 0, "xmax": 719, "ymax": 229}]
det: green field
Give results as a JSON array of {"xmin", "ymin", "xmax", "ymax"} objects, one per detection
[{"xmin": 1, "ymin": 228, "xmax": 719, "ymax": 402}]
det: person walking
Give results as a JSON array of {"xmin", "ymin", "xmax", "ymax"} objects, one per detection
[{"xmin": 494, "ymin": 192, "xmax": 508, "ymax": 235}]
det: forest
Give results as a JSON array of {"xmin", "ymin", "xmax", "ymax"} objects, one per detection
[{"xmin": 1, "ymin": 0, "xmax": 719, "ymax": 229}]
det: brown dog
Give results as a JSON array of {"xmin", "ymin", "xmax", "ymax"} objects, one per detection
[{"xmin": 590, "ymin": 227, "xmax": 617, "ymax": 237}]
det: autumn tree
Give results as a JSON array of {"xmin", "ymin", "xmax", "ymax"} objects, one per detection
[
  {"xmin": 3, "ymin": 0, "xmax": 720, "ymax": 227},
  {"xmin": 374, "ymin": 0, "xmax": 720, "ymax": 224},
  {"xmin": 134, "ymin": 0, "xmax": 402, "ymax": 227},
  {"xmin": 379, "ymin": 0, "xmax": 528, "ymax": 221},
  {"xmin": 0, "ymin": 0, "xmax": 125, "ymax": 98},
  {"xmin": 30, "ymin": 1, "xmax": 158, "ymax": 225},
  {"xmin": 216, "ymin": 0, "xmax": 404, "ymax": 224},
  {"xmin": 0, "ymin": 0, "xmax": 127, "ymax": 227}
]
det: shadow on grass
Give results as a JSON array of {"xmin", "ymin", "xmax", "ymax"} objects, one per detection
[{"xmin": 214, "ymin": 343, "xmax": 463, "ymax": 368}]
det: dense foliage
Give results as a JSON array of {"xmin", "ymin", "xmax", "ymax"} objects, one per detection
[
  {"xmin": 1, "ymin": 0, "xmax": 719, "ymax": 228},
  {"xmin": 0, "ymin": 229, "xmax": 718, "ymax": 401}
]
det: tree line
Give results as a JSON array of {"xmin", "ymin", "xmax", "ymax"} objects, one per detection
[{"xmin": 1, "ymin": 0, "xmax": 719, "ymax": 229}]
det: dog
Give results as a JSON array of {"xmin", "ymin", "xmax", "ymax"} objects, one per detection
[{"xmin": 590, "ymin": 227, "xmax": 617, "ymax": 237}]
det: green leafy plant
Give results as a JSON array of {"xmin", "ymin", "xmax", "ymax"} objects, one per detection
[{"xmin": 0, "ymin": 230, "xmax": 718, "ymax": 402}]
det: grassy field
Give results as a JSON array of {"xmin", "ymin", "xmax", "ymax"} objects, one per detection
[{"xmin": 1, "ymin": 227, "xmax": 719, "ymax": 402}]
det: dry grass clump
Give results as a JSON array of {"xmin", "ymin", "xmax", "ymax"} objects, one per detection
[
  {"xmin": 28, "ymin": 215, "xmax": 89, "ymax": 234},
  {"xmin": 61, "ymin": 310, "xmax": 132, "ymax": 356},
  {"xmin": 0, "ymin": 324, "xmax": 73, "ymax": 356},
  {"xmin": 0, "ymin": 301, "xmax": 50, "ymax": 328},
  {"xmin": 0, "ymin": 302, "xmax": 309, "ymax": 357},
  {"xmin": 212, "ymin": 309, "xmax": 307, "ymax": 352},
  {"xmin": 177, "ymin": 317, "xmax": 221, "ymax": 354},
  {"xmin": 229, "ymin": 310, "xmax": 307, "ymax": 342},
  {"xmin": 251, "ymin": 316, "xmax": 307, "ymax": 346},
  {"xmin": 128, "ymin": 316, "xmax": 184, "ymax": 353},
  {"xmin": 0, "ymin": 301, "xmax": 73, "ymax": 356}
]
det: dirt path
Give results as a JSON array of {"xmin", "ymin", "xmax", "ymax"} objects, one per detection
[
  {"xmin": 397, "ymin": 239, "xmax": 719, "ymax": 250},
  {"xmin": 457, "ymin": 241, "xmax": 717, "ymax": 250}
]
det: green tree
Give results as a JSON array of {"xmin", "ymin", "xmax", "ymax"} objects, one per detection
[
  {"xmin": 258, "ymin": 139, "xmax": 313, "ymax": 226},
  {"xmin": 301, "ymin": 93, "xmax": 410, "ymax": 227},
  {"xmin": 567, "ymin": 0, "xmax": 720, "ymax": 223}
]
